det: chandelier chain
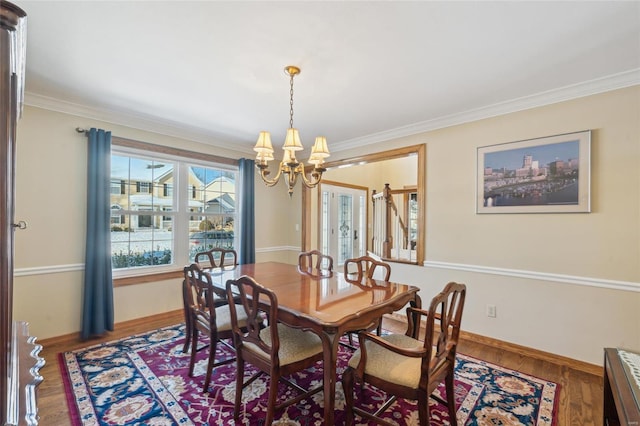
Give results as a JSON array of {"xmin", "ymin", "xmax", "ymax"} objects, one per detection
[{"xmin": 289, "ymin": 73, "xmax": 295, "ymax": 129}]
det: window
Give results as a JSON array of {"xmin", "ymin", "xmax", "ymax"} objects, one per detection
[
  {"xmin": 110, "ymin": 146, "xmax": 237, "ymax": 275},
  {"xmin": 163, "ymin": 183, "xmax": 172, "ymax": 197},
  {"xmin": 110, "ymin": 180, "xmax": 124, "ymax": 195},
  {"xmin": 136, "ymin": 181, "xmax": 152, "ymax": 193}
]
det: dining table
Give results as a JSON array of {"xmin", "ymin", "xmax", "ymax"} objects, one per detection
[{"xmin": 204, "ymin": 261, "xmax": 421, "ymax": 424}]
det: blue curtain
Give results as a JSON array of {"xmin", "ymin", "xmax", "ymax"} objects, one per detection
[
  {"xmin": 238, "ymin": 158, "xmax": 255, "ymax": 264},
  {"xmin": 81, "ymin": 128, "xmax": 114, "ymax": 340}
]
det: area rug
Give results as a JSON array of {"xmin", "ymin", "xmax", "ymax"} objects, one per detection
[{"xmin": 60, "ymin": 324, "xmax": 559, "ymax": 425}]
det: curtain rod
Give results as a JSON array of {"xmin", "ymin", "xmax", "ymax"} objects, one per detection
[{"xmin": 73, "ymin": 126, "xmax": 238, "ymax": 166}]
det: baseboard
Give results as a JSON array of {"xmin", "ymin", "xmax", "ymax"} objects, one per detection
[
  {"xmin": 39, "ymin": 309, "xmax": 184, "ymax": 347},
  {"xmin": 385, "ymin": 313, "xmax": 602, "ymax": 377}
]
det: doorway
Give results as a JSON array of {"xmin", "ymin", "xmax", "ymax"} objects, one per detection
[{"xmin": 319, "ymin": 183, "xmax": 367, "ymax": 268}]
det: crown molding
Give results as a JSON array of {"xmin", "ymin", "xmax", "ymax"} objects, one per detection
[
  {"xmin": 24, "ymin": 69, "xmax": 639, "ymax": 154},
  {"xmin": 335, "ymin": 69, "xmax": 640, "ymax": 152}
]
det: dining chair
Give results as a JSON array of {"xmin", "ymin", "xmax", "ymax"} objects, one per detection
[
  {"xmin": 342, "ymin": 281, "xmax": 467, "ymax": 426},
  {"xmin": 344, "ymin": 255, "xmax": 391, "ymax": 281},
  {"xmin": 182, "ymin": 248, "xmax": 238, "ymax": 353},
  {"xmin": 181, "ymin": 258, "xmax": 231, "ymax": 353},
  {"xmin": 183, "ymin": 262, "xmax": 247, "ymax": 392},
  {"xmin": 194, "ymin": 247, "xmax": 238, "ymax": 268},
  {"xmin": 226, "ymin": 275, "xmax": 325, "ymax": 425},
  {"xmin": 343, "ymin": 255, "xmax": 392, "ymax": 344},
  {"xmin": 298, "ymin": 249, "xmax": 333, "ymax": 276}
]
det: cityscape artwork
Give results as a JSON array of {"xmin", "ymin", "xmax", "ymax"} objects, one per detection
[{"xmin": 477, "ymin": 130, "xmax": 591, "ymax": 213}]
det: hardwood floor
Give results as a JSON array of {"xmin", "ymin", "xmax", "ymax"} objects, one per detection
[{"xmin": 37, "ymin": 311, "xmax": 603, "ymax": 425}]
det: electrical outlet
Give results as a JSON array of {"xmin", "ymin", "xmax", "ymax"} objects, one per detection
[{"xmin": 486, "ymin": 304, "xmax": 497, "ymax": 318}]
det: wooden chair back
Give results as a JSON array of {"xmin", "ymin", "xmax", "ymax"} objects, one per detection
[
  {"xmin": 344, "ymin": 255, "xmax": 391, "ymax": 281},
  {"xmin": 184, "ymin": 263, "xmax": 216, "ymax": 330},
  {"xmin": 195, "ymin": 247, "xmax": 238, "ymax": 268},
  {"xmin": 183, "ymin": 262, "xmax": 237, "ymax": 391},
  {"xmin": 226, "ymin": 276, "xmax": 279, "ymax": 363},
  {"xmin": 298, "ymin": 250, "xmax": 333, "ymax": 276},
  {"xmin": 407, "ymin": 282, "xmax": 466, "ymax": 385}
]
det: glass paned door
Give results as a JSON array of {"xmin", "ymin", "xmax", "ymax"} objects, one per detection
[{"xmin": 320, "ymin": 184, "xmax": 366, "ymax": 267}]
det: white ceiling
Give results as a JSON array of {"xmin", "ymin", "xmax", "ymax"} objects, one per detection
[{"xmin": 14, "ymin": 1, "xmax": 640, "ymax": 156}]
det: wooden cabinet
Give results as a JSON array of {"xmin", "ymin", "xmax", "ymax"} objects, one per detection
[{"xmin": 1, "ymin": 2, "xmax": 43, "ymax": 425}]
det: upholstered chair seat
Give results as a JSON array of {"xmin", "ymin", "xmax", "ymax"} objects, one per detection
[
  {"xmin": 347, "ymin": 333, "xmax": 424, "ymax": 388},
  {"xmin": 195, "ymin": 303, "xmax": 248, "ymax": 333},
  {"xmin": 244, "ymin": 323, "xmax": 323, "ymax": 365}
]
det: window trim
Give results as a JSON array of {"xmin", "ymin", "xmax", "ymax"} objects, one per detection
[
  {"xmin": 113, "ymin": 136, "xmax": 237, "ymax": 167},
  {"xmin": 111, "ymin": 137, "xmax": 239, "ymax": 279}
]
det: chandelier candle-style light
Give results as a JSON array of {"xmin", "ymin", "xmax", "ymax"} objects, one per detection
[{"xmin": 254, "ymin": 65, "xmax": 330, "ymax": 196}]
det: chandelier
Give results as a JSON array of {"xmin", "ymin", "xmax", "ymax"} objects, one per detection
[{"xmin": 253, "ymin": 65, "xmax": 330, "ymax": 196}]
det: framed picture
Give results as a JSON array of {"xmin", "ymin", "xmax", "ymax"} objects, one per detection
[{"xmin": 476, "ymin": 130, "xmax": 591, "ymax": 214}]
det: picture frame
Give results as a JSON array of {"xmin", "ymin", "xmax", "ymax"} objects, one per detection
[{"xmin": 476, "ymin": 130, "xmax": 591, "ymax": 214}]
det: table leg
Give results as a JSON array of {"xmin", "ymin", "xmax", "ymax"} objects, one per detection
[{"xmin": 320, "ymin": 331, "xmax": 340, "ymax": 425}]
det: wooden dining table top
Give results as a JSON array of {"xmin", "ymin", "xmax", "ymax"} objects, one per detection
[{"xmin": 204, "ymin": 261, "xmax": 420, "ymax": 334}]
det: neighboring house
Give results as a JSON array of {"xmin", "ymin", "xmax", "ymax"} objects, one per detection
[
  {"xmin": 204, "ymin": 176, "xmax": 236, "ymax": 216},
  {"xmin": 110, "ymin": 166, "xmax": 231, "ymax": 231}
]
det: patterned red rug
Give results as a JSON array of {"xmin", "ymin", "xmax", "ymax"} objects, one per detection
[{"xmin": 60, "ymin": 324, "xmax": 559, "ymax": 425}]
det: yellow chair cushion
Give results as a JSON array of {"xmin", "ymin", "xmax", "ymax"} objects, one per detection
[
  {"xmin": 348, "ymin": 333, "xmax": 423, "ymax": 388},
  {"xmin": 197, "ymin": 304, "xmax": 248, "ymax": 332},
  {"xmin": 245, "ymin": 323, "xmax": 323, "ymax": 366}
]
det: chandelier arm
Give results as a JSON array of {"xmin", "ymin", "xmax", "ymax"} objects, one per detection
[
  {"xmin": 258, "ymin": 163, "xmax": 285, "ymax": 187},
  {"xmin": 299, "ymin": 164, "xmax": 324, "ymax": 188}
]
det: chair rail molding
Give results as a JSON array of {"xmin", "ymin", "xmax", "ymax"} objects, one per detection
[
  {"xmin": 15, "ymin": 258, "xmax": 639, "ymax": 293},
  {"xmin": 256, "ymin": 245, "xmax": 301, "ymax": 253},
  {"xmin": 424, "ymin": 260, "xmax": 640, "ymax": 293},
  {"xmin": 14, "ymin": 264, "xmax": 84, "ymax": 277}
]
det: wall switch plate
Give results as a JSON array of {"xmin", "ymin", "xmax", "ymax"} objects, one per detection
[{"xmin": 486, "ymin": 304, "xmax": 497, "ymax": 318}]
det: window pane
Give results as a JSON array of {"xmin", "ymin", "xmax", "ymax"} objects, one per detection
[
  {"xmin": 321, "ymin": 190, "xmax": 330, "ymax": 256},
  {"xmin": 338, "ymin": 194, "xmax": 353, "ymax": 264},
  {"xmin": 111, "ymin": 216, "xmax": 173, "ymax": 269},
  {"xmin": 111, "ymin": 156, "xmax": 130, "ymax": 209},
  {"xmin": 187, "ymin": 165, "xmax": 236, "ymax": 260},
  {"xmin": 114, "ymin": 156, "xmax": 175, "ymax": 212}
]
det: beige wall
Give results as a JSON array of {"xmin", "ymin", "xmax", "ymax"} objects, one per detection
[
  {"xmin": 11, "ymin": 86, "xmax": 640, "ymax": 366},
  {"xmin": 12, "ymin": 106, "xmax": 297, "ymax": 339},
  {"xmin": 333, "ymin": 86, "xmax": 640, "ymax": 365}
]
